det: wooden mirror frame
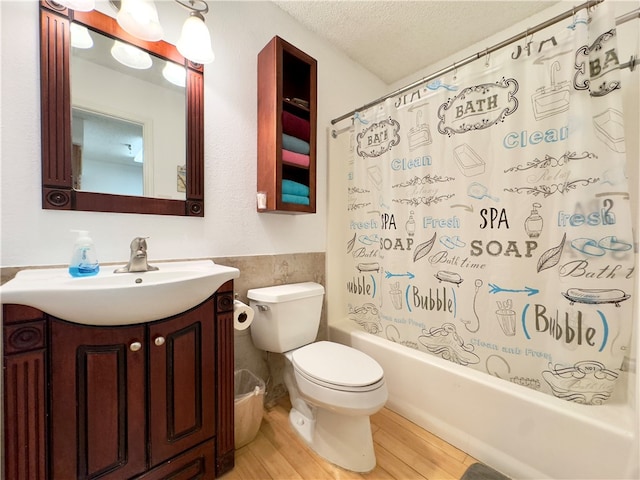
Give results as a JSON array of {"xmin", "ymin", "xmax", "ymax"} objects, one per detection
[{"xmin": 40, "ymin": 0, "xmax": 205, "ymax": 216}]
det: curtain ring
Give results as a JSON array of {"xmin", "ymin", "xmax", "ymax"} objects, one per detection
[
  {"xmin": 570, "ymin": 7, "xmax": 577, "ymax": 29},
  {"xmin": 525, "ymin": 27, "xmax": 534, "ymax": 51},
  {"xmin": 484, "ymin": 47, "xmax": 490, "ymax": 67},
  {"xmin": 452, "ymin": 62, "xmax": 458, "ymax": 80}
]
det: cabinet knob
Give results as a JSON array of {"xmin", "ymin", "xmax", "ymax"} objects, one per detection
[
  {"xmin": 154, "ymin": 336, "xmax": 165, "ymax": 346},
  {"xmin": 129, "ymin": 341, "xmax": 142, "ymax": 352}
]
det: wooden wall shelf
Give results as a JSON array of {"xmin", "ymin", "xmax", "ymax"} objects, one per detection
[{"xmin": 257, "ymin": 36, "xmax": 317, "ymax": 214}]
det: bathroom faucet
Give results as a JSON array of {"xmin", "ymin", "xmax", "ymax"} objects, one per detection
[{"xmin": 114, "ymin": 237, "xmax": 159, "ymax": 273}]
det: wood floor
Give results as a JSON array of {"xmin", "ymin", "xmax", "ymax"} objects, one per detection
[{"xmin": 221, "ymin": 397, "xmax": 478, "ymax": 480}]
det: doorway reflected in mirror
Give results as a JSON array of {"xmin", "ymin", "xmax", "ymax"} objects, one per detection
[{"xmin": 72, "ymin": 108, "xmax": 145, "ymax": 197}]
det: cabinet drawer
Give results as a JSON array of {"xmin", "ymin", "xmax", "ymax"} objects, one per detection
[{"xmin": 133, "ymin": 439, "xmax": 216, "ymax": 480}]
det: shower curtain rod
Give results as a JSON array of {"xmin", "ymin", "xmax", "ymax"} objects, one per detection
[{"xmin": 331, "ymin": 0, "xmax": 637, "ymax": 125}]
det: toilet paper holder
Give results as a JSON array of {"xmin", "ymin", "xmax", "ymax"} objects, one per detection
[{"xmin": 234, "ymin": 293, "xmax": 268, "ymax": 311}]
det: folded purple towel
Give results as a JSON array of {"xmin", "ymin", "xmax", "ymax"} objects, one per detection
[
  {"xmin": 282, "ymin": 111, "xmax": 310, "ymax": 143},
  {"xmin": 282, "ymin": 149, "xmax": 310, "ymax": 168}
]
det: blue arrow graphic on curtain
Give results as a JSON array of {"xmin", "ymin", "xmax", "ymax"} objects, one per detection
[
  {"xmin": 488, "ymin": 283, "xmax": 539, "ymax": 296},
  {"xmin": 385, "ymin": 271, "xmax": 415, "ymax": 279}
]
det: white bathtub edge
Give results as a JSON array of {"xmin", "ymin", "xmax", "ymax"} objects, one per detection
[{"xmin": 330, "ymin": 319, "xmax": 639, "ymax": 480}]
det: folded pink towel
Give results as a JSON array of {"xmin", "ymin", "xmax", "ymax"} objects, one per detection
[
  {"xmin": 282, "ymin": 111, "xmax": 310, "ymax": 143},
  {"xmin": 282, "ymin": 149, "xmax": 310, "ymax": 168}
]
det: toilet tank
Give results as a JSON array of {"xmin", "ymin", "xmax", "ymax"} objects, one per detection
[{"xmin": 247, "ymin": 282, "xmax": 325, "ymax": 353}]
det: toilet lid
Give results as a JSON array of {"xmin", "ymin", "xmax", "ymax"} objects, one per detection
[{"xmin": 291, "ymin": 341, "xmax": 384, "ymax": 388}]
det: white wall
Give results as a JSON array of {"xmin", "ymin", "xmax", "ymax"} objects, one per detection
[{"xmin": 0, "ymin": 0, "xmax": 387, "ymax": 267}]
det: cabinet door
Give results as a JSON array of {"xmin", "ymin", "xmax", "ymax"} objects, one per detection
[
  {"xmin": 148, "ymin": 300, "xmax": 216, "ymax": 467},
  {"xmin": 50, "ymin": 319, "xmax": 146, "ymax": 480}
]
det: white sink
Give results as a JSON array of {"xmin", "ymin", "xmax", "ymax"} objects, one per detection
[{"xmin": 1, "ymin": 260, "xmax": 239, "ymax": 325}]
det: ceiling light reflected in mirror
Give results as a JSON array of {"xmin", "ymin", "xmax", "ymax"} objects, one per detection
[
  {"xmin": 111, "ymin": 40, "xmax": 153, "ymax": 69},
  {"xmin": 70, "ymin": 23, "xmax": 93, "ymax": 49},
  {"xmin": 162, "ymin": 62, "xmax": 187, "ymax": 87}
]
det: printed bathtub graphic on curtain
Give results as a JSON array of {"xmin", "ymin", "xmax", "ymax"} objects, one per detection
[{"xmin": 343, "ymin": 3, "xmax": 634, "ymax": 405}]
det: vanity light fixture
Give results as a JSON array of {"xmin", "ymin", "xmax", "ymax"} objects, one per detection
[
  {"xmin": 175, "ymin": 0, "xmax": 215, "ymax": 65},
  {"xmin": 116, "ymin": 0, "xmax": 163, "ymax": 42},
  {"xmin": 106, "ymin": 0, "xmax": 215, "ymax": 65},
  {"xmin": 70, "ymin": 23, "xmax": 94, "ymax": 49},
  {"xmin": 111, "ymin": 40, "xmax": 153, "ymax": 69}
]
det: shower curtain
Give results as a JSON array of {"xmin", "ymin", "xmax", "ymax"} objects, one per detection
[{"xmin": 344, "ymin": 3, "xmax": 635, "ymax": 404}]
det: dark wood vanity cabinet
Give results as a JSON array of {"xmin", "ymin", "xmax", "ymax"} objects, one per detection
[
  {"xmin": 257, "ymin": 36, "xmax": 317, "ymax": 214},
  {"xmin": 3, "ymin": 281, "xmax": 235, "ymax": 480}
]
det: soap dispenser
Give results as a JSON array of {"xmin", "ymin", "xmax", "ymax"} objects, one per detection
[{"xmin": 69, "ymin": 230, "xmax": 100, "ymax": 277}]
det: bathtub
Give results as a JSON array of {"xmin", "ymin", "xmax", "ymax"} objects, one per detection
[{"xmin": 329, "ymin": 319, "xmax": 639, "ymax": 480}]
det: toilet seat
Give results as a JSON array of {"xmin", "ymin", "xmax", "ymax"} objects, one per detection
[{"xmin": 291, "ymin": 341, "xmax": 384, "ymax": 392}]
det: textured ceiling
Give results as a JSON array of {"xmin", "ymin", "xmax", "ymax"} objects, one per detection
[{"xmin": 272, "ymin": 1, "xmax": 561, "ymax": 84}]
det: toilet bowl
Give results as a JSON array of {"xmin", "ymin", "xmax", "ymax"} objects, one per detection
[{"xmin": 247, "ymin": 283, "xmax": 388, "ymax": 472}]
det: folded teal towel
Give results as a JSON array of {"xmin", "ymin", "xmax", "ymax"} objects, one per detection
[
  {"xmin": 282, "ymin": 179, "xmax": 310, "ymax": 197},
  {"xmin": 282, "ymin": 133, "xmax": 310, "ymax": 155},
  {"xmin": 282, "ymin": 193, "xmax": 310, "ymax": 205}
]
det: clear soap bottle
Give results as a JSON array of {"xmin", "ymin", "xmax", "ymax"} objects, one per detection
[{"xmin": 69, "ymin": 230, "xmax": 100, "ymax": 277}]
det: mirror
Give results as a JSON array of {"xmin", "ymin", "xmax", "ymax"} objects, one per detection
[
  {"xmin": 40, "ymin": 0, "xmax": 204, "ymax": 216},
  {"xmin": 71, "ymin": 25, "xmax": 187, "ymax": 200}
]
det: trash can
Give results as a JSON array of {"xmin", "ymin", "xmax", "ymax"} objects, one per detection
[{"xmin": 234, "ymin": 369, "xmax": 265, "ymax": 449}]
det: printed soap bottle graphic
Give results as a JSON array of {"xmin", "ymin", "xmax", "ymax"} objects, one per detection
[
  {"xmin": 406, "ymin": 211, "xmax": 416, "ymax": 236},
  {"xmin": 525, "ymin": 203, "xmax": 543, "ymax": 238}
]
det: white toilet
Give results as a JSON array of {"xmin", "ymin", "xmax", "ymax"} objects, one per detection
[{"xmin": 247, "ymin": 282, "xmax": 388, "ymax": 473}]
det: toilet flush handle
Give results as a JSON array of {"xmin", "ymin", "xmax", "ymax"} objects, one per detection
[{"xmin": 255, "ymin": 304, "xmax": 270, "ymax": 312}]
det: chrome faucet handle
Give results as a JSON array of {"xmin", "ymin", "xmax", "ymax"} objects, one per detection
[
  {"xmin": 131, "ymin": 236, "xmax": 149, "ymax": 254},
  {"xmin": 114, "ymin": 236, "xmax": 158, "ymax": 273}
]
